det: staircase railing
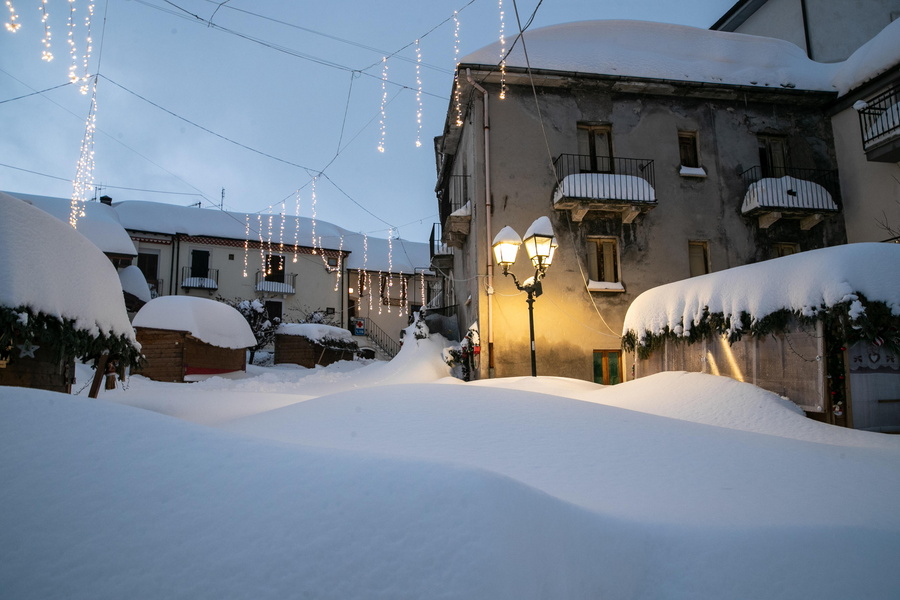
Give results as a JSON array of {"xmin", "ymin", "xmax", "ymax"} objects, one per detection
[{"xmin": 361, "ymin": 317, "xmax": 401, "ymax": 359}]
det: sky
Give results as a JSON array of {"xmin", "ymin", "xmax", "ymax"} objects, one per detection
[
  {"xmin": 3, "ymin": 334, "xmax": 900, "ymax": 599},
  {"xmin": 1, "ymin": 0, "xmax": 736, "ymax": 243}
]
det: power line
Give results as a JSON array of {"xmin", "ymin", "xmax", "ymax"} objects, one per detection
[{"xmin": 0, "ymin": 161, "xmax": 206, "ymax": 197}]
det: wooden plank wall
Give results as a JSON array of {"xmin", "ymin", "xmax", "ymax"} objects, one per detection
[
  {"xmin": 184, "ymin": 336, "xmax": 246, "ymax": 374},
  {"xmin": 0, "ymin": 344, "xmax": 74, "ymax": 393},
  {"xmin": 274, "ymin": 335, "xmax": 355, "ymax": 368},
  {"xmin": 135, "ymin": 327, "xmax": 187, "ymax": 382}
]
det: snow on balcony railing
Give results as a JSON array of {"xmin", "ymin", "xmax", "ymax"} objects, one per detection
[
  {"xmin": 553, "ymin": 173, "xmax": 657, "ymax": 205},
  {"xmin": 741, "ymin": 174, "xmax": 838, "ymax": 214},
  {"xmin": 255, "ymin": 271, "xmax": 296, "ymax": 294},
  {"xmin": 856, "ymin": 87, "xmax": 900, "ymax": 151},
  {"xmin": 181, "ymin": 267, "xmax": 219, "ymax": 290}
]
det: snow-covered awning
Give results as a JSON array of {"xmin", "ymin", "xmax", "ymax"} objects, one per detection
[
  {"xmin": 134, "ymin": 296, "xmax": 256, "ymax": 349},
  {"xmin": 553, "ymin": 173, "xmax": 656, "ymax": 223},
  {"xmin": 741, "ymin": 176, "xmax": 838, "ymax": 230}
]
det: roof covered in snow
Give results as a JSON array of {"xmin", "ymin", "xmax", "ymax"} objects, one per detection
[
  {"xmin": 463, "ymin": 19, "xmax": 900, "ymax": 97},
  {"xmin": 114, "ymin": 201, "xmax": 430, "ymax": 274},
  {"xmin": 0, "ymin": 192, "xmax": 136, "ymax": 341},
  {"xmin": 623, "ymin": 243, "xmax": 900, "ymax": 342},
  {"xmin": 276, "ymin": 322, "xmax": 353, "ymax": 343},
  {"xmin": 5, "ymin": 192, "xmax": 138, "ymax": 257},
  {"xmin": 133, "ymin": 296, "xmax": 256, "ymax": 349}
]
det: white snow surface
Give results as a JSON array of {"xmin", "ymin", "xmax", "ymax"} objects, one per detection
[
  {"xmin": 5, "ymin": 192, "xmax": 139, "ymax": 257},
  {"xmin": 464, "ymin": 19, "xmax": 900, "ymax": 97},
  {"xmin": 740, "ymin": 176, "xmax": 837, "ymax": 213},
  {"xmin": 276, "ymin": 322, "xmax": 353, "ymax": 343},
  {"xmin": 0, "ymin": 193, "xmax": 136, "ymax": 342},
  {"xmin": 133, "ymin": 295, "xmax": 256, "ymax": 349},
  {"xmin": 554, "ymin": 173, "xmax": 657, "ymax": 203},
  {"xmin": 114, "ymin": 200, "xmax": 429, "ymax": 273},
  {"xmin": 623, "ymin": 243, "xmax": 900, "ymax": 341},
  {"xmin": 118, "ymin": 265, "xmax": 152, "ymax": 303},
  {"xmin": 2, "ymin": 326, "xmax": 900, "ymax": 599}
]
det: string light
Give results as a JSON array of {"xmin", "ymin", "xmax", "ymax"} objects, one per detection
[
  {"xmin": 377, "ymin": 271, "xmax": 384, "ymax": 315},
  {"xmin": 386, "ymin": 228, "xmax": 394, "ymax": 315},
  {"xmin": 69, "ymin": 77, "xmax": 98, "ymax": 228},
  {"xmin": 39, "ymin": 0, "xmax": 52, "ymax": 61},
  {"xmin": 79, "ymin": 0, "xmax": 94, "ymax": 94},
  {"xmin": 243, "ymin": 213, "xmax": 249, "ymax": 277},
  {"xmin": 278, "ymin": 199, "xmax": 286, "ymax": 255},
  {"xmin": 415, "ymin": 39, "xmax": 423, "ymax": 148},
  {"xmin": 333, "ymin": 235, "xmax": 344, "ymax": 291},
  {"xmin": 453, "ymin": 10, "xmax": 462, "ymax": 127},
  {"xmin": 357, "ymin": 232, "xmax": 368, "ymax": 304},
  {"xmin": 310, "ymin": 175, "xmax": 318, "ymax": 253},
  {"xmin": 257, "ymin": 214, "xmax": 265, "ymax": 275},
  {"xmin": 66, "ymin": 0, "xmax": 78, "ymax": 83},
  {"xmin": 401, "ymin": 272, "xmax": 408, "ymax": 317},
  {"xmin": 420, "ymin": 270, "xmax": 426, "ymax": 310},
  {"xmin": 4, "ymin": 0, "xmax": 19, "ymax": 32},
  {"xmin": 498, "ymin": 0, "xmax": 507, "ymax": 99},
  {"xmin": 366, "ymin": 271, "xmax": 373, "ymax": 313},
  {"xmin": 293, "ymin": 189, "xmax": 300, "ymax": 263},
  {"xmin": 377, "ymin": 56, "xmax": 388, "ymax": 153}
]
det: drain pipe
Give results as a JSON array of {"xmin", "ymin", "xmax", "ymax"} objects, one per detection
[{"xmin": 466, "ymin": 68, "xmax": 494, "ymax": 377}]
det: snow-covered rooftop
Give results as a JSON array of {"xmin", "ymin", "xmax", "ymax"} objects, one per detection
[
  {"xmin": 114, "ymin": 200, "xmax": 429, "ymax": 274},
  {"xmin": 277, "ymin": 322, "xmax": 353, "ymax": 343},
  {"xmin": 133, "ymin": 296, "xmax": 256, "ymax": 349},
  {"xmin": 6, "ymin": 192, "xmax": 138, "ymax": 257},
  {"xmin": 623, "ymin": 243, "xmax": 900, "ymax": 342},
  {"xmin": 463, "ymin": 19, "xmax": 900, "ymax": 97},
  {"xmin": 0, "ymin": 192, "xmax": 136, "ymax": 341}
]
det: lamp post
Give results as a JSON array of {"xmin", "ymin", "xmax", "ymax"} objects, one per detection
[{"xmin": 492, "ymin": 216, "xmax": 557, "ymax": 377}]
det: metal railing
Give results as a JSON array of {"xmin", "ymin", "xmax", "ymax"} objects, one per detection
[
  {"xmin": 180, "ymin": 267, "xmax": 219, "ymax": 289},
  {"xmin": 254, "ymin": 270, "xmax": 297, "ymax": 294},
  {"xmin": 437, "ymin": 174, "xmax": 470, "ymax": 226},
  {"xmin": 857, "ymin": 87, "xmax": 900, "ymax": 150},
  {"xmin": 360, "ymin": 317, "xmax": 401, "ymax": 358},
  {"xmin": 553, "ymin": 154, "xmax": 656, "ymax": 201},
  {"xmin": 147, "ymin": 279, "xmax": 164, "ymax": 298},
  {"xmin": 430, "ymin": 222, "xmax": 452, "ymax": 259},
  {"xmin": 740, "ymin": 166, "xmax": 841, "ymax": 210}
]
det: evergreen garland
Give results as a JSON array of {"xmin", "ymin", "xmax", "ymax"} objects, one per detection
[{"xmin": 0, "ymin": 305, "xmax": 143, "ymax": 371}]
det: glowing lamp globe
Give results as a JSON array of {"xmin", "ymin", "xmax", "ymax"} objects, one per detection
[
  {"xmin": 492, "ymin": 226, "xmax": 522, "ymax": 272},
  {"xmin": 522, "ymin": 216, "xmax": 557, "ymax": 271}
]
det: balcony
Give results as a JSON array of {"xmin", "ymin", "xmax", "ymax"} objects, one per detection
[
  {"xmin": 437, "ymin": 174, "xmax": 470, "ymax": 247},
  {"xmin": 856, "ymin": 87, "xmax": 900, "ymax": 162},
  {"xmin": 740, "ymin": 166, "xmax": 840, "ymax": 230},
  {"xmin": 430, "ymin": 222, "xmax": 453, "ymax": 273},
  {"xmin": 181, "ymin": 267, "xmax": 218, "ymax": 290},
  {"xmin": 552, "ymin": 154, "xmax": 657, "ymax": 222},
  {"xmin": 255, "ymin": 270, "xmax": 297, "ymax": 295}
]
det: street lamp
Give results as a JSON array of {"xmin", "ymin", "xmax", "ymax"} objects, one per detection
[{"xmin": 492, "ymin": 216, "xmax": 557, "ymax": 377}]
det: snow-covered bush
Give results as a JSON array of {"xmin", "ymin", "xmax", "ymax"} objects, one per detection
[{"xmin": 217, "ymin": 297, "xmax": 280, "ymax": 364}]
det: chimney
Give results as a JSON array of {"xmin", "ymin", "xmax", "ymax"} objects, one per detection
[{"xmin": 99, "ymin": 195, "xmax": 112, "ymax": 205}]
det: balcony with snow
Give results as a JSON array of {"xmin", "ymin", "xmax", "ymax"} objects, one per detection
[
  {"xmin": 855, "ymin": 87, "xmax": 900, "ymax": 163},
  {"xmin": 437, "ymin": 174, "xmax": 471, "ymax": 248},
  {"xmin": 740, "ymin": 166, "xmax": 840, "ymax": 230},
  {"xmin": 552, "ymin": 154, "xmax": 657, "ymax": 223},
  {"xmin": 255, "ymin": 270, "xmax": 297, "ymax": 295},
  {"xmin": 181, "ymin": 266, "xmax": 219, "ymax": 291}
]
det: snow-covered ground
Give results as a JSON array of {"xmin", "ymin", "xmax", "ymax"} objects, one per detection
[{"xmin": 2, "ymin": 332, "xmax": 899, "ymax": 599}]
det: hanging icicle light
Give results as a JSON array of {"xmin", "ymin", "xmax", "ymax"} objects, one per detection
[
  {"xmin": 310, "ymin": 176, "xmax": 318, "ymax": 253},
  {"xmin": 453, "ymin": 10, "xmax": 463, "ymax": 127},
  {"xmin": 386, "ymin": 229, "xmax": 394, "ymax": 315},
  {"xmin": 333, "ymin": 235, "xmax": 344, "ymax": 291},
  {"xmin": 243, "ymin": 213, "xmax": 250, "ymax": 277},
  {"xmin": 4, "ymin": 0, "xmax": 20, "ymax": 32},
  {"xmin": 39, "ymin": 0, "xmax": 52, "ymax": 61},
  {"xmin": 69, "ymin": 77, "xmax": 98, "ymax": 229},
  {"xmin": 366, "ymin": 271, "xmax": 373, "ymax": 313},
  {"xmin": 293, "ymin": 189, "xmax": 300, "ymax": 263},
  {"xmin": 498, "ymin": 0, "xmax": 507, "ymax": 100},
  {"xmin": 415, "ymin": 39, "xmax": 423, "ymax": 148},
  {"xmin": 278, "ymin": 199, "xmax": 286, "ymax": 255},
  {"xmin": 401, "ymin": 273, "xmax": 408, "ymax": 317},
  {"xmin": 378, "ymin": 272, "xmax": 384, "ymax": 315},
  {"xmin": 257, "ymin": 214, "xmax": 265, "ymax": 274},
  {"xmin": 79, "ymin": 0, "xmax": 94, "ymax": 94},
  {"xmin": 377, "ymin": 56, "xmax": 388, "ymax": 153},
  {"xmin": 66, "ymin": 0, "xmax": 78, "ymax": 83},
  {"xmin": 420, "ymin": 270, "xmax": 426, "ymax": 312}
]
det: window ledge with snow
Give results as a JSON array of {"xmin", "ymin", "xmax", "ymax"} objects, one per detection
[
  {"xmin": 679, "ymin": 166, "xmax": 707, "ymax": 178},
  {"xmin": 587, "ymin": 280, "xmax": 625, "ymax": 293}
]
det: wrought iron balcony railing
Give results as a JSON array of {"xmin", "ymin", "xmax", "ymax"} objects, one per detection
[
  {"xmin": 857, "ymin": 87, "xmax": 900, "ymax": 162},
  {"xmin": 255, "ymin": 270, "xmax": 297, "ymax": 294},
  {"xmin": 181, "ymin": 267, "xmax": 218, "ymax": 290},
  {"xmin": 552, "ymin": 154, "xmax": 656, "ymax": 222},
  {"xmin": 740, "ymin": 166, "xmax": 841, "ymax": 213}
]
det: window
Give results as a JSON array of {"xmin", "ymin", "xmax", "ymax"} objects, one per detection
[
  {"xmin": 688, "ymin": 241, "xmax": 710, "ymax": 277},
  {"xmin": 678, "ymin": 131, "xmax": 700, "ymax": 168},
  {"xmin": 577, "ymin": 124, "xmax": 613, "ymax": 173},
  {"xmin": 772, "ymin": 242, "xmax": 800, "ymax": 258},
  {"xmin": 758, "ymin": 135, "xmax": 789, "ymax": 177},
  {"xmin": 263, "ymin": 300, "xmax": 283, "ymax": 322},
  {"xmin": 593, "ymin": 350, "xmax": 622, "ymax": 385},
  {"xmin": 587, "ymin": 237, "xmax": 620, "ymax": 284},
  {"xmin": 189, "ymin": 249, "xmax": 210, "ymax": 278},
  {"xmin": 264, "ymin": 254, "xmax": 285, "ymax": 283}
]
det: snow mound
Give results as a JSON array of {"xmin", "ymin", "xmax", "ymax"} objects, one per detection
[
  {"xmin": 118, "ymin": 265, "xmax": 152, "ymax": 303},
  {"xmin": 0, "ymin": 192, "xmax": 136, "ymax": 341},
  {"xmin": 133, "ymin": 296, "xmax": 256, "ymax": 349}
]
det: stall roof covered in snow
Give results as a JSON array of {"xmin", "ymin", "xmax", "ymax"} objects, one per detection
[
  {"xmin": 623, "ymin": 243, "xmax": 900, "ymax": 342},
  {"xmin": 5, "ymin": 192, "xmax": 138, "ymax": 257},
  {"xmin": 277, "ymin": 323, "xmax": 353, "ymax": 343},
  {"xmin": 463, "ymin": 19, "xmax": 900, "ymax": 97},
  {"xmin": 0, "ymin": 193, "xmax": 136, "ymax": 341},
  {"xmin": 133, "ymin": 296, "xmax": 256, "ymax": 349},
  {"xmin": 114, "ymin": 200, "xmax": 429, "ymax": 274}
]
